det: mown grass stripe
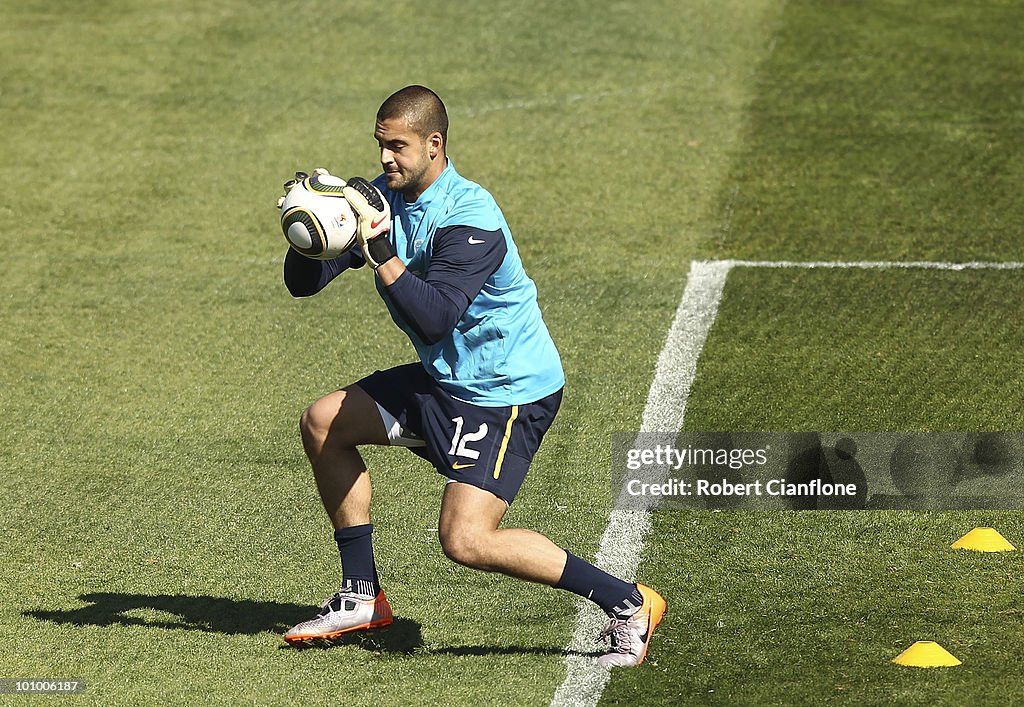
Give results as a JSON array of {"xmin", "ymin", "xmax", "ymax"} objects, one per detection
[{"xmin": 553, "ymin": 257, "xmax": 1022, "ymax": 705}]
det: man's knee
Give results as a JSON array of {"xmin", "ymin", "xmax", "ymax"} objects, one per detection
[
  {"xmin": 300, "ymin": 397, "xmax": 334, "ymax": 447},
  {"xmin": 300, "ymin": 389, "xmax": 360, "ymax": 452},
  {"xmin": 439, "ymin": 526, "xmax": 488, "ymax": 569},
  {"xmin": 300, "ymin": 386, "xmax": 390, "ymax": 454},
  {"xmin": 437, "ymin": 482, "xmax": 507, "ymax": 570}
]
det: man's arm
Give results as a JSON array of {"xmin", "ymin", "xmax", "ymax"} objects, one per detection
[
  {"xmin": 380, "ymin": 225, "xmax": 507, "ymax": 345},
  {"xmin": 340, "ymin": 176, "xmax": 506, "ymax": 343},
  {"xmin": 283, "ymin": 247, "xmax": 365, "ymax": 297}
]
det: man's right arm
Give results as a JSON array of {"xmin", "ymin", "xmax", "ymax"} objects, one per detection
[{"xmin": 283, "ymin": 247, "xmax": 366, "ymax": 297}]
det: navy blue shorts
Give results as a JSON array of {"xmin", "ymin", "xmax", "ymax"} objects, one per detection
[{"xmin": 356, "ymin": 363, "xmax": 562, "ymax": 505}]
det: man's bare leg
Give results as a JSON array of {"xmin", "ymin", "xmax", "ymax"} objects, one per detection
[
  {"xmin": 284, "ymin": 384, "xmax": 394, "ymax": 645},
  {"xmin": 437, "ymin": 481, "xmax": 568, "ymax": 583},
  {"xmin": 436, "ymin": 481, "xmax": 666, "ymax": 667},
  {"xmin": 299, "ymin": 384, "xmax": 389, "ymax": 529}
]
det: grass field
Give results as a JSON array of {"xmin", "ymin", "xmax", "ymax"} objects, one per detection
[{"xmin": 2, "ymin": 0, "xmax": 1023, "ymax": 705}]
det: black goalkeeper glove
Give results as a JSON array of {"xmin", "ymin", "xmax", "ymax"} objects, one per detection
[{"xmin": 342, "ymin": 177, "xmax": 395, "ymax": 269}]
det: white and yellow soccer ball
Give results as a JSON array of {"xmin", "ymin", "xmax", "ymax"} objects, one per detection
[{"xmin": 279, "ymin": 171, "xmax": 357, "ymax": 259}]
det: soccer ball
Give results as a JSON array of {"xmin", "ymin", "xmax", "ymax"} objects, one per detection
[{"xmin": 279, "ymin": 173, "xmax": 357, "ymax": 259}]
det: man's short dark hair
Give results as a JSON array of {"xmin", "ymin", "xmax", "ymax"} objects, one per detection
[{"xmin": 377, "ymin": 85, "xmax": 448, "ymax": 147}]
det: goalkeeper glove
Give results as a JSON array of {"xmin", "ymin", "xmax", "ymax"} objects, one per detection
[
  {"xmin": 343, "ymin": 177, "xmax": 395, "ymax": 269},
  {"xmin": 275, "ymin": 168, "xmax": 331, "ymax": 208}
]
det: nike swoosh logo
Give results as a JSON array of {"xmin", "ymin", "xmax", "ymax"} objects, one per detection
[
  {"xmin": 451, "ymin": 462, "xmax": 475, "ymax": 470},
  {"xmin": 467, "ymin": 237, "xmax": 486, "ymax": 245},
  {"xmin": 370, "ymin": 216, "xmax": 387, "ymax": 229}
]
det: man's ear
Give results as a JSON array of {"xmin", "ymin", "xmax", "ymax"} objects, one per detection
[{"xmin": 429, "ymin": 132, "xmax": 443, "ymax": 159}]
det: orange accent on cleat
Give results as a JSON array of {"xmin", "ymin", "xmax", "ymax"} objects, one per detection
[
  {"xmin": 283, "ymin": 590, "xmax": 393, "ymax": 645},
  {"xmin": 597, "ymin": 583, "xmax": 667, "ymax": 668},
  {"xmin": 635, "ymin": 583, "xmax": 667, "ymax": 663}
]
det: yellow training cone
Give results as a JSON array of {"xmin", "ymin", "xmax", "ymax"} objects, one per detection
[
  {"xmin": 892, "ymin": 641, "xmax": 962, "ymax": 668},
  {"xmin": 951, "ymin": 527, "xmax": 1016, "ymax": 552}
]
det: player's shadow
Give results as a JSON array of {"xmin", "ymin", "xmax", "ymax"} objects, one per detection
[
  {"xmin": 25, "ymin": 592, "xmax": 423, "ymax": 655},
  {"xmin": 26, "ymin": 593, "xmax": 598, "ymax": 658}
]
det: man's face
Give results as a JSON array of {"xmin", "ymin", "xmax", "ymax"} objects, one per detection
[{"xmin": 374, "ymin": 117, "xmax": 435, "ymax": 200}]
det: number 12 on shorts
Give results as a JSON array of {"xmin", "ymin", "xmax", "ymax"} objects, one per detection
[{"xmin": 448, "ymin": 416, "xmax": 488, "ymax": 460}]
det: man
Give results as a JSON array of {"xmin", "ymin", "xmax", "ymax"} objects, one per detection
[{"xmin": 281, "ymin": 85, "xmax": 665, "ymax": 668}]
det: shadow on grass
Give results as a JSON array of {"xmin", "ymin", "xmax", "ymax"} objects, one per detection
[
  {"xmin": 25, "ymin": 592, "xmax": 422, "ymax": 654},
  {"xmin": 24, "ymin": 593, "xmax": 597, "ymax": 658}
]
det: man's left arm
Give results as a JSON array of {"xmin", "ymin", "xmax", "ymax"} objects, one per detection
[{"xmin": 380, "ymin": 225, "xmax": 507, "ymax": 345}]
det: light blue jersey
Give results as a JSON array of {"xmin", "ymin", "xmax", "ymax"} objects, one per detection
[{"xmin": 371, "ymin": 161, "xmax": 564, "ymax": 406}]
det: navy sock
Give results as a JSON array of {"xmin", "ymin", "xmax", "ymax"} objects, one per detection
[
  {"xmin": 554, "ymin": 550, "xmax": 637, "ymax": 615},
  {"xmin": 334, "ymin": 524, "xmax": 380, "ymax": 596}
]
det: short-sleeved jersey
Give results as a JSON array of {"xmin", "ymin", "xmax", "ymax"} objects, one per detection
[{"xmin": 371, "ymin": 160, "xmax": 564, "ymax": 407}]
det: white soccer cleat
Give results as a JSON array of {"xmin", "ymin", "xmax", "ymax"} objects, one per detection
[
  {"xmin": 283, "ymin": 587, "xmax": 393, "ymax": 646},
  {"xmin": 596, "ymin": 583, "xmax": 667, "ymax": 668}
]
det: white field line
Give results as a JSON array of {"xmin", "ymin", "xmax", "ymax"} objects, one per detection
[
  {"xmin": 551, "ymin": 260, "xmax": 732, "ymax": 707},
  {"xmin": 550, "ymin": 257, "xmax": 1023, "ymax": 707},
  {"xmin": 727, "ymin": 259, "xmax": 1024, "ymax": 270}
]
